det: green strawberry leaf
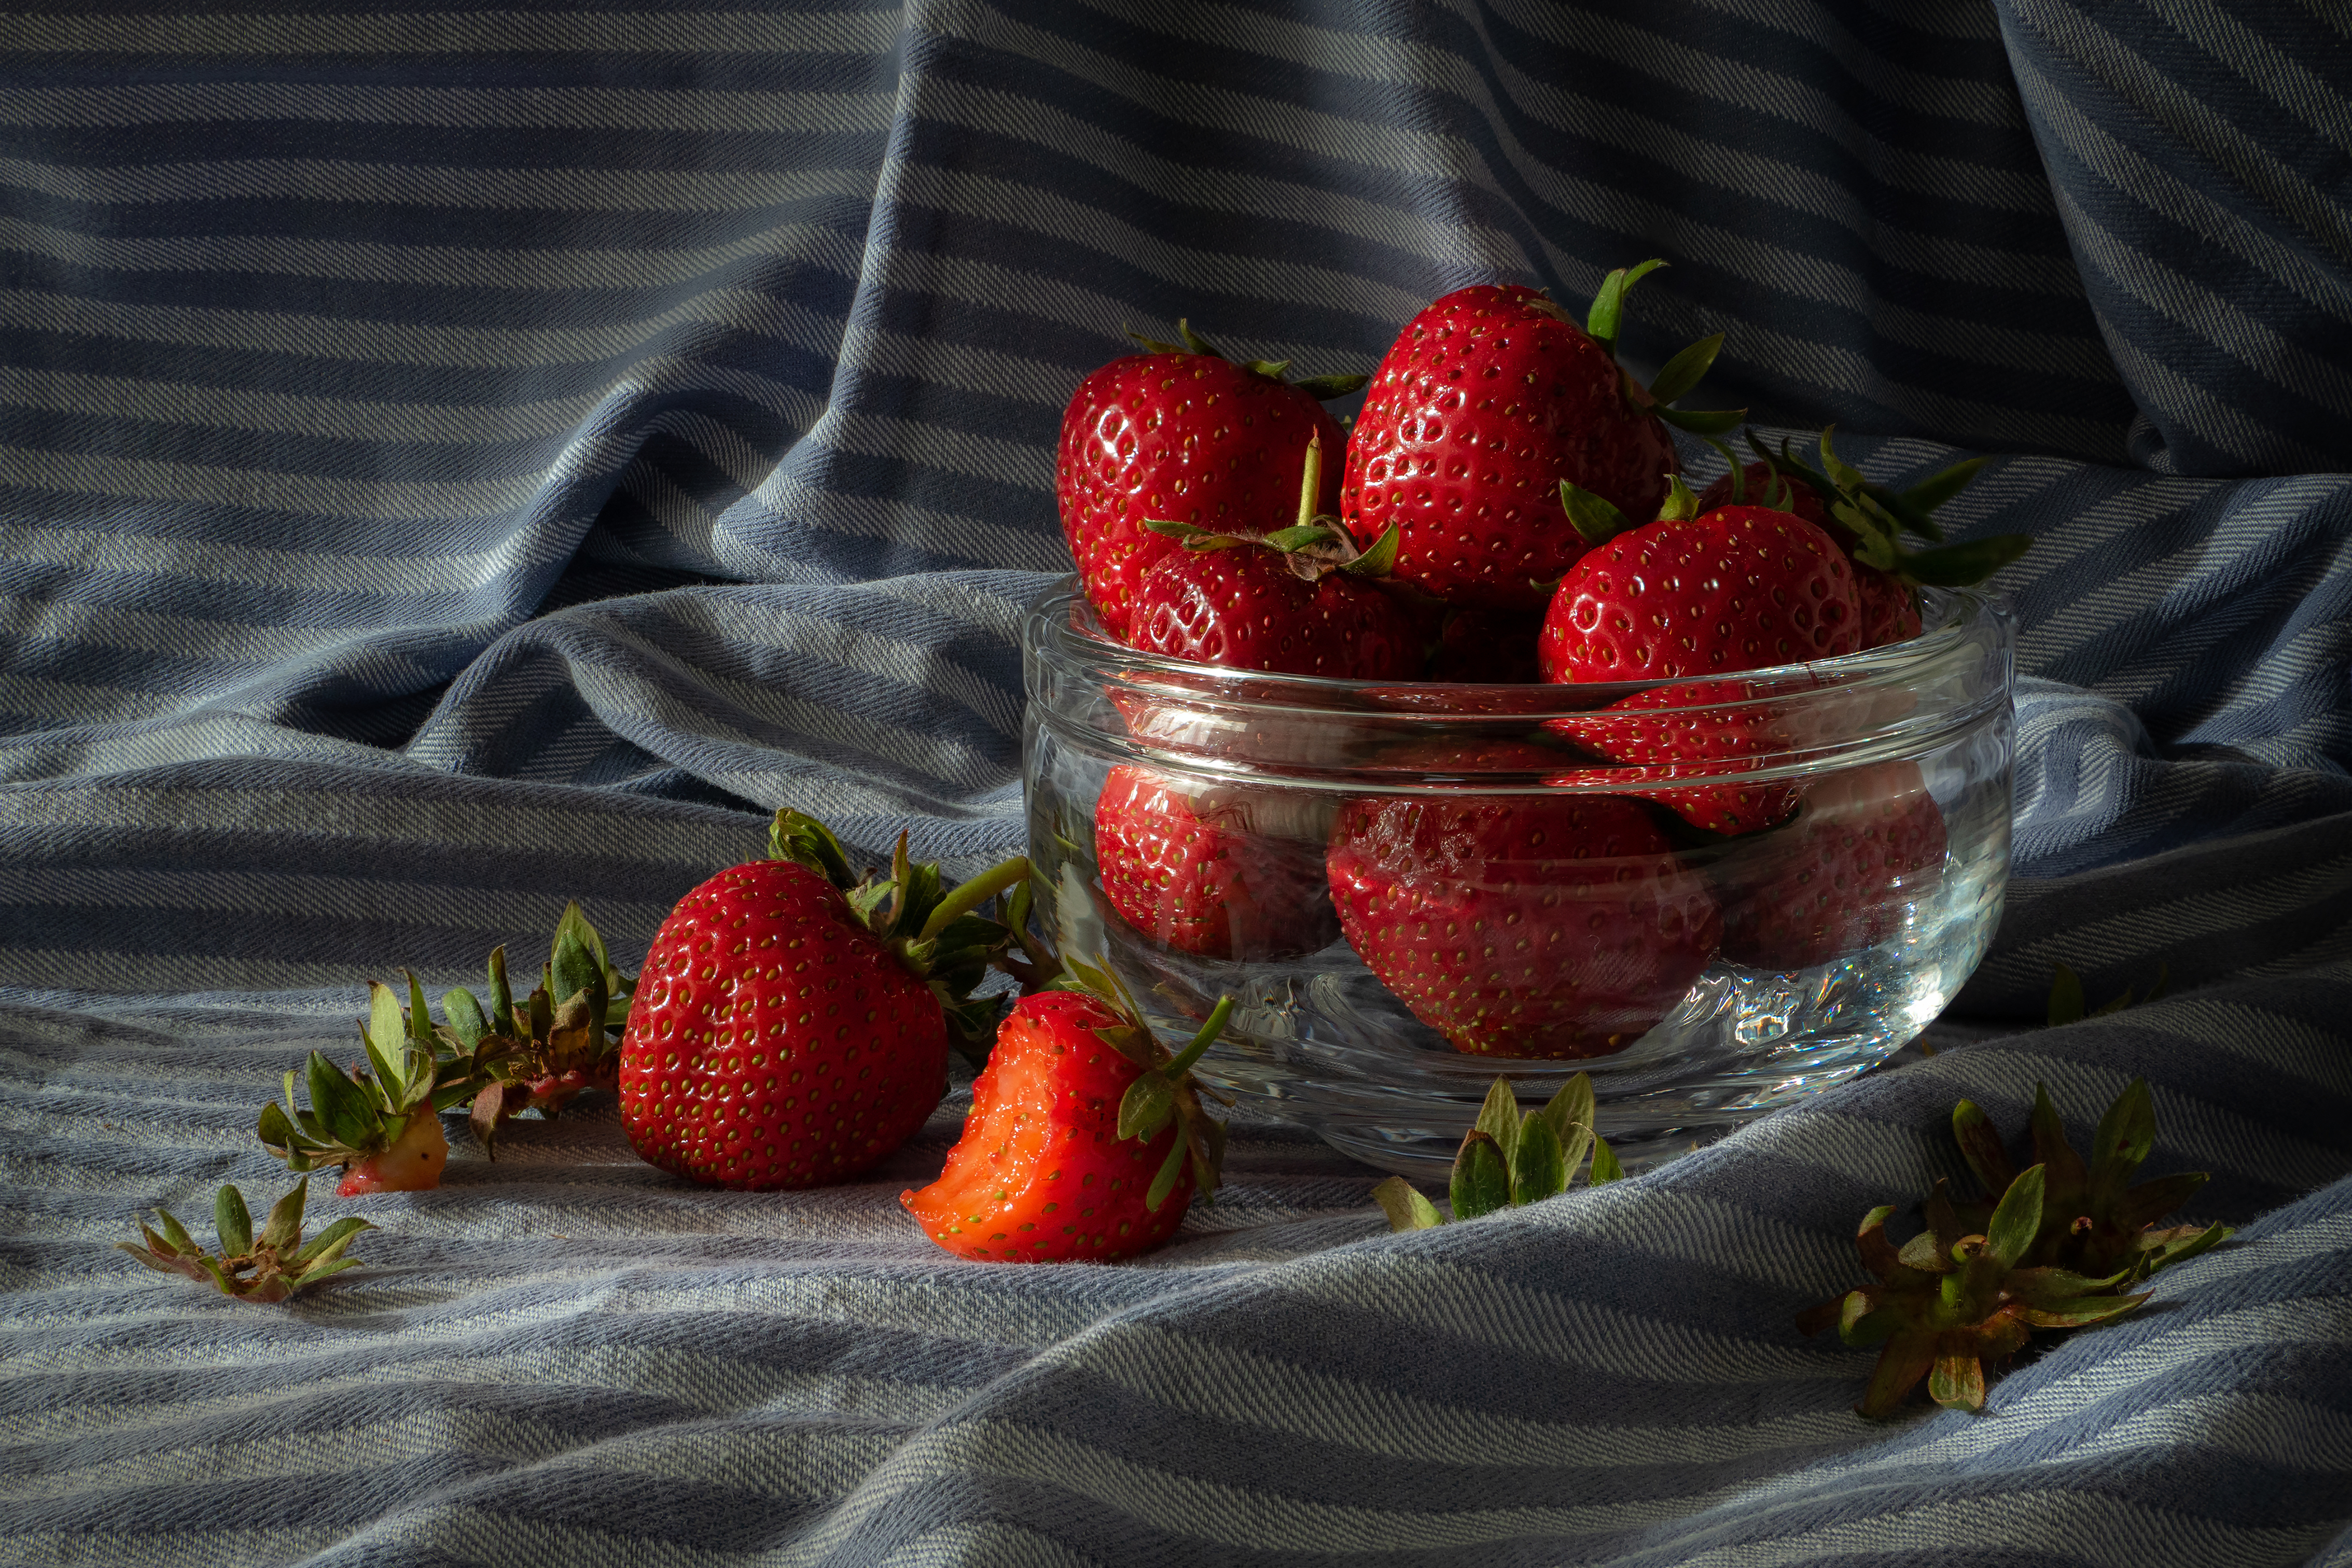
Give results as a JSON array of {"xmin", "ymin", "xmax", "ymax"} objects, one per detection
[
  {"xmin": 1888, "ymin": 534, "xmax": 2034, "ymax": 587},
  {"xmin": 1583, "ymin": 258, "xmax": 1667, "ymax": 359},
  {"xmin": 1646, "ymin": 332, "xmax": 1723, "ymax": 407},
  {"xmin": 1558, "ymin": 480, "xmax": 1632, "ymax": 547},
  {"xmin": 2019, "ymin": 1292, "xmax": 2149, "ymax": 1329},
  {"xmin": 1928, "ymin": 1348, "xmax": 1985, "ymax": 1412},
  {"xmin": 1175, "ymin": 319, "xmax": 1223, "ymax": 359},
  {"xmin": 1339, "ymin": 524, "xmax": 1401, "ymax": 578},
  {"xmin": 1898, "ymin": 456, "xmax": 1986, "ymax": 515},
  {"xmin": 1372, "ymin": 1175, "xmax": 1445, "ymax": 1231},
  {"xmin": 214, "ymin": 1184, "xmax": 254, "ymax": 1259},
  {"xmin": 770, "ymin": 809, "xmax": 856, "ymax": 888},
  {"xmin": 1472, "ymin": 1077, "xmax": 1521, "ymax": 1172},
  {"xmin": 1660, "ymin": 472, "xmax": 1702, "ymax": 522},
  {"xmin": 307, "ymin": 1052, "xmax": 382, "ymax": 1153},
  {"xmin": 488, "ymin": 945, "xmax": 517, "ymax": 1037},
  {"xmin": 1291, "ymin": 372, "xmax": 1371, "ymax": 400},
  {"xmin": 1588, "ymin": 1136, "xmax": 1625, "ymax": 1185},
  {"xmin": 1511, "ymin": 1114, "xmax": 1569, "ymax": 1205},
  {"xmin": 2048, "ymin": 962, "xmax": 2087, "ymax": 1026},
  {"xmin": 441, "ymin": 987, "xmax": 489, "ymax": 1051},
  {"xmin": 295, "ymin": 1214, "xmax": 375, "ymax": 1267},
  {"xmin": 1243, "ymin": 358, "xmax": 1292, "ymax": 381},
  {"xmin": 1985, "ymin": 1163, "xmax": 2046, "ymax": 1270},
  {"xmin": 1653, "ymin": 404, "xmax": 1746, "ymax": 436},
  {"xmin": 1145, "ymin": 1131, "xmax": 1190, "ymax": 1212},
  {"xmin": 1118, "ymin": 1070, "xmax": 1177, "ymax": 1142},
  {"xmin": 1450, "ymin": 1130, "xmax": 1512, "ymax": 1221},
  {"xmin": 1952, "ymin": 1099, "xmax": 2017, "ymax": 1198},
  {"xmin": 256, "ymin": 1179, "xmax": 306, "ymax": 1253},
  {"xmin": 2088, "ymin": 1078, "xmax": 2156, "ymax": 1202}
]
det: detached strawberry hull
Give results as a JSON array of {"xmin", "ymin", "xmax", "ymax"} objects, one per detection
[{"xmin": 1021, "ymin": 579, "xmax": 2017, "ymax": 1179}]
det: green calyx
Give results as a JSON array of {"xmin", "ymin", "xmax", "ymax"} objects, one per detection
[
  {"xmin": 1745, "ymin": 427, "xmax": 2033, "ymax": 589},
  {"xmin": 1147, "ymin": 431, "xmax": 1401, "ymax": 582},
  {"xmin": 1801, "ymin": 1074, "xmax": 2230, "ymax": 1418},
  {"xmin": 1372, "ymin": 1073, "xmax": 1625, "ymax": 1231},
  {"xmin": 257, "ymin": 982, "xmax": 442, "ymax": 1176},
  {"xmin": 770, "ymin": 809, "xmax": 1031, "ymax": 1066},
  {"xmin": 1123, "ymin": 317, "xmax": 1370, "ymax": 401},
  {"xmin": 121, "ymin": 1178, "xmax": 374, "ymax": 1303},
  {"xmin": 1049, "ymin": 954, "xmax": 1233, "ymax": 1213},
  {"xmin": 1580, "ymin": 258, "xmax": 1746, "ymax": 434},
  {"xmin": 435, "ymin": 903, "xmax": 636, "ymax": 1155},
  {"xmin": 1559, "ymin": 468, "xmax": 1705, "ymax": 548}
]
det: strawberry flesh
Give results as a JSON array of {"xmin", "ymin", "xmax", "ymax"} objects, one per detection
[
  {"xmin": 619, "ymin": 859, "xmax": 948, "ymax": 1191},
  {"xmin": 1326, "ymin": 741, "xmax": 1721, "ymax": 1059},
  {"xmin": 1342, "ymin": 284, "xmax": 1678, "ymax": 613},
  {"xmin": 903, "ymin": 990, "xmax": 1192, "ymax": 1263},
  {"xmin": 336, "ymin": 1110, "xmax": 449, "ymax": 1196},
  {"xmin": 1059, "ymin": 355, "xmax": 1344, "ymax": 640},
  {"xmin": 1095, "ymin": 765, "xmax": 1338, "ymax": 961}
]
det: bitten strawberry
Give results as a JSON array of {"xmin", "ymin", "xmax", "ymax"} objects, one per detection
[
  {"xmin": 1326, "ymin": 740, "xmax": 1721, "ymax": 1059},
  {"xmin": 619, "ymin": 811, "xmax": 1026, "ymax": 1191},
  {"xmin": 903, "ymin": 960, "xmax": 1230, "ymax": 1263},
  {"xmin": 259, "ymin": 977, "xmax": 453, "ymax": 1196},
  {"xmin": 1340, "ymin": 262, "xmax": 1742, "ymax": 613},
  {"xmin": 1712, "ymin": 760, "xmax": 1948, "ymax": 970},
  {"xmin": 1057, "ymin": 320, "xmax": 1367, "ymax": 639},
  {"xmin": 1094, "ymin": 764, "xmax": 1338, "ymax": 961},
  {"xmin": 1696, "ymin": 431, "xmax": 2028, "ymax": 649}
]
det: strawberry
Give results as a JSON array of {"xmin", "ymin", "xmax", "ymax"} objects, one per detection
[
  {"xmin": 1094, "ymin": 764, "xmax": 1338, "ymax": 961},
  {"xmin": 618, "ymin": 811, "xmax": 1027, "ymax": 1191},
  {"xmin": 1339, "ymin": 261, "xmax": 1743, "ymax": 613},
  {"xmin": 1695, "ymin": 430, "xmax": 2029, "ymax": 649},
  {"xmin": 259, "ymin": 978, "xmax": 455, "ymax": 1196},
  {"xmin": 903, "ymin": 960, "xmax": 1230, "ymax": 1263},
  {"xmin": 1057, "ymin": 320, "xmax": 1366, "ymax": 640},
  {"xmin": 1130, "ymin": 434, "xmax": 1418, "ymax": 678},
  {"xmin": 1712, "ymin": 760, "xmax": 1949, "ymax": 970},
  {"xmin": 1546, "ymin": 674, "xmax": 1820, "ymax": 836},
  {"xmin": 1325, "ymin": 739, "xmax": 1721, "ymax": 1059}
]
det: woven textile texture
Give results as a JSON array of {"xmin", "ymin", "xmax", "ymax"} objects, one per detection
[{"xmin": 4, "ymin": 2, "xmax": 2350, "ymax": 1563}]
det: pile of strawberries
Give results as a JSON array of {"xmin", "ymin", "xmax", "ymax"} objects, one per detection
[
  {"xmin": 1058, "ymin": 264, "xmax": 2027, "ymax": 1059},
  {"xmin": 211, "ymin": 264, "xmax": 2030, "ymax": 1278}
]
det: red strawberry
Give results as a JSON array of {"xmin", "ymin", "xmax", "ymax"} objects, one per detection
[
  {"xmin": 1326, "ymin": 740, "xmax": 1721, "ymax": 1059},
  {"xmin": 1425, "ymin": 608, "xmax": 1546, "ymax": 683},
  {"xmin": 1094, "ymin": 765, "xmax": 1337, "ymax": 961},
  {"xmin": 1713, "ymin": 761, "xmax": 1948, "ymax": 970},
  {"xmin": 1695, "ymin": 432, "xmax": 2029, "ymax": 649},
  {"xmin": 1546, "ymin": 675, "xmax": 1819, "ymax": 836},
  {"xmin": 1339, "ymin": 262, "xmax": 1742, "ymax": 613},
  {"xmin": 618, "ymin": 812, "xmax": 1026, "ymax": 1191},
  {"xmin": 903, "ymin": 963, "xmax": 1229, "ymax": 1263},
  {"xmin": 1057, "ymin": 321, "xmax": 1365, "ymax": 640}
]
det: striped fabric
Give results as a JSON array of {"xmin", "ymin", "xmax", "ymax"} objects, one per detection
[{"xmin": 3, "ymin": 2, "xmax": 2349, "ymax": 1563}]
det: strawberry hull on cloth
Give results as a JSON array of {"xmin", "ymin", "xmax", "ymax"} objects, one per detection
[{"xmin": 7, "ymin": 4, "xmax": 2352, "ymax": 1567}]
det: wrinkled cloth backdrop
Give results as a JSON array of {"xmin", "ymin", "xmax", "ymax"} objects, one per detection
[{"xmin": 3, "ymin": 3, "xmax": 2350, "ymax": 1564}]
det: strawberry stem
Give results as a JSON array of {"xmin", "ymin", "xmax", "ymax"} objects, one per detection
[
  {"xmin": 1163, "ymin": 996, "xmax": 1234, "ymax": 1079},
  {"xmin": 918, "ymin": 857, "xmax": 1033, "ymax": 943}
]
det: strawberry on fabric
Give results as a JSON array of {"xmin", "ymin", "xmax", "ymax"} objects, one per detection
[
  {"xmin": 1538, "ymin": 477, "xmax": 1861, "ymax": 835},
  {"xmin": 1094, "ymin": 765, "xmax": 1338, "ymax": 961},
  {"xmin": 1340, "ymin": 261, "xmax": 1744, "ymax": 614},
  {"xmin": 1325, "ymin": 739, "xmax": 1721, "ymax": 1059},
  {"xmin": 1057, "ymin": 319, "xmax": 1367, "ymax": 640},
  {"xmin": 903, "ymin": 959, "xmax": 1230, "ymax": 1263},
  {"xmin": 618, "ymin": 811, "xmax": 1028, "ymax": 1191},
  {"xmin": 1711, "ymin": 760, "xmax": 1949, "ymax": 970},
  {"xmin": 1696, "ymin": 430, "xmax": 2030, "ymax": 649},
  {"xmin": 1130, "ymin": 432, "xmax": 1419, "ymax": 679}
]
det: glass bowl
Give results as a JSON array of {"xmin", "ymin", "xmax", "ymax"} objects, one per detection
[{"xmin": 1020, "ymin": 579, "xmax": 2015, "ymax": 1179}]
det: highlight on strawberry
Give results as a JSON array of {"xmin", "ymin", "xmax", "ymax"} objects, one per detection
[
  {"xmin": 1341, "ymin": 260, "xmax": 1744, "ymax": 614},
  {"xmin": 618, "ymin": 810, "xmax": 1029, "ymax": 1192},
  {"xmin": 1058, "ymin": 317, "xmax": 1369, "ymax": 640},
  {"xmin": 1801, "ymin": 1076, "xmax": 2230, "ymax": 1418},
  {"xmin": 903, "ymin": 955, "xmax": 1232, "ymax": 1264},
  {"xmin": 120, "ymin": 1178, "xmax": 373, "ymax": 1302},
  {"xmin": 1372, "ymin": 1073, "xmax": 1624, "ymax": 1230},
  {"xmin": 1093, "ymin": 764, "xmax": 1339, "ymax": 961}
]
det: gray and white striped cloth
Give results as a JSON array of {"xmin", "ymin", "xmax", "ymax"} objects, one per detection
[{"xmin": 4, "ymin": 3, "xmax": 2349, "ymax": 1562}]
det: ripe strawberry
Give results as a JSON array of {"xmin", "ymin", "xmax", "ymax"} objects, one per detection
[
  {"xmin": 1326, "ymin": 739, "xmax": 1721, "ymax": 1059},
  {"xmin": 1339, "ymin": 261, "xmax": 1743, "ymax": 613},
  {"xmin": 1695, "ymin": 431, "xmax": 2029, "ymax": 649},
  {"xmin": 1713, "ymin": 761, "xmax": 1948, "ymax": 970},
  {"xmin": 1057, "ymin": 320, "xmax": 1366, "ymax": 640},
  {"xmin": 618, "ymin": 811, "xmax": 1026, "ymax": 1191},
  {"xmin": 1546, "ymin": 675, "xmax": 1819, "ymax": 836},
  {"xmin": 903, "ymin": 961, "xmax": 1229, "ymax": 1263},
  {"xmin": 1094, "ymin": 764, "xmax": 1337, "ymax": 960}
]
